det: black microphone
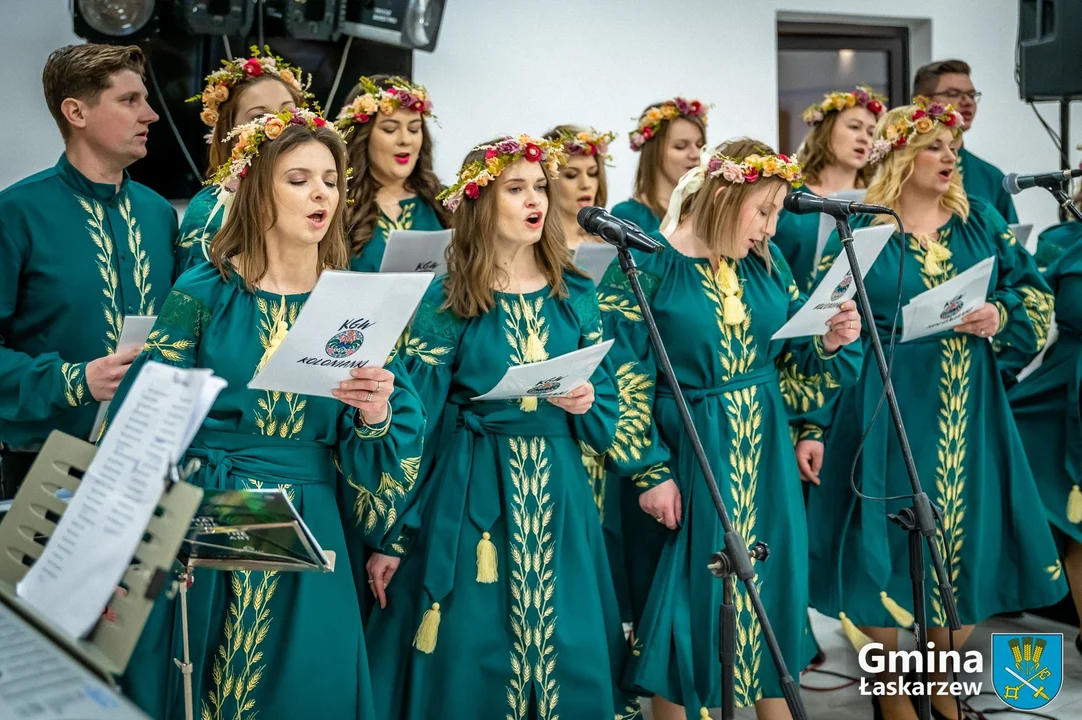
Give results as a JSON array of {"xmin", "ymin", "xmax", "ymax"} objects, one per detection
[
  {"xmin": 577, "ymin": 206, "xmax": 663, "ymax": 253},
  {"xmin": 783, "ymin": 192, "xmax": 894, "ymax": 217},
  {"xmin": 1002, "ymin": 168, "xmax": 1082, "ymax": 195}
]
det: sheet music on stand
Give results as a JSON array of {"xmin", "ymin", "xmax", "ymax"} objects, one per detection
[
  {"xmin": 181, "ymin": 488, "xmax": 333, "ymax": 572},
  {"xmin": 15, "ymin": 361, "xmax": 225, "ymax": 639}
]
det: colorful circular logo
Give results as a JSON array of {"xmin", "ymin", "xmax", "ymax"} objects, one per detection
[
  {"xmin": 830, "ymin": 272, "xmax": 853, "ymax": 301},
  {"xmin": 941, "ymin": 295, "xmax": 964, "ymax": 321},
  {"xmin": 527, "ymin": 379, "xmax": 561, "ymax": 396},
  {"xmin": 326, "ymin": 329, "xmax": 364, "ymax": 358}
]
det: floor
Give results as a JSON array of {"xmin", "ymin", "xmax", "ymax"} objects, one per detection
[{"xmin": 638, "ymin": 610, "xmax": 1082, "ymax": 719}]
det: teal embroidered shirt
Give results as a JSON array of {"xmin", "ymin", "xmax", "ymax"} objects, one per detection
[{"xmin": 0, "ymin": 154, "xmax": 178, "ymax": 448}]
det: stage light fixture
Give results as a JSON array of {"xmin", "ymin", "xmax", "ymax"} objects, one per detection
[
  {"xmin": 282, "ymin": 0, "xmax": 346, "ymax": 42},
  {"xmin": 73, "ymin": 0, "xmax": 160, "ymax": 40},
  {"xmin": 341, "ymin": 0, "xmax": 445, "ymax": 52},
  {"xmin": 173, "ymin": 0, "xmax": 255, "ymax": 36}
]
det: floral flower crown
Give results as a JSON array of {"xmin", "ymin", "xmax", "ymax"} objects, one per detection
[
  {"xmin": 629, "ymin": 97, "xmax": 708, "ymax": 151},
  {"xmin": 555, "ymin": 127, "xmax": 617, "ymax": 161},
  {"xmin": 436, "ymin": 135, "xmax": 565, "ymax": 213},
  {"xmin": 659, "ymin": 146, "xmax": 803, "ymax": 237},
  {"xmin": 802, "ymin": 85, "xmax": 887, "ymax": 126},
  {"xmin": 334, "ymin": 76, "xmax": 434, "ymax": 130},
  {"xmin": 868, "ymin": 96, "xmax": 964, "ymax": 164},
  {"xmin": 706, "ymin": 150, "xmax": 804, "ymax": 188},
  {"xmin": 208, "ymin": 107, "xmax": 342, "ymax": 192},
  {"xmin": 188, "ymin": 46, "xmax": 312, "ymax": 128}
]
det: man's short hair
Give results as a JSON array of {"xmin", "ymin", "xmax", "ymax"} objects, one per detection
[
  {"xmin": 42, "ymin": 43, "xmax": 147, "ymax": 140},
  {"xmin": 913, "ymin": 59, "xmax": 972, "ymax": 98}
]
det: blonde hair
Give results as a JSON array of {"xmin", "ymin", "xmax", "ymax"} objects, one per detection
[
  {"xmin": 795, "ymin": 109, "xmax": 875, "ymax": 188},
  {"xmin": 676, "ymin": 137, "xmax": 788, "ymax": 266},
  {"xmin": 542, "ymin": 124, "xmax": 609, "ymax": 208},
  {"xmin": 633, "ymin": 101, "xmax": 706, "ymax": 218},
  {"xmin": 209, "ymin": 124, "xmax": 350, "ymax": 288},
  {"xmin": 864, "ymin": 104, "xmax": 968, "ymax": 228},
  {"xmin": 442, "ymin": 139, "xmax": 583, "ymax": 318}
]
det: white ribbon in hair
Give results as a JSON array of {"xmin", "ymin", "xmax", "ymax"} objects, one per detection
[
  {"xmin": 658, "ymin": 147, "xmax": 714, "ymax": 238},
  {"xmin": 198, "ymin": 185, "xmax": 234, "ymax": 263}
]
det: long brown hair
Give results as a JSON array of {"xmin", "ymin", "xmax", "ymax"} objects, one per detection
[
  {"xmin": 341, "ymin": 74, "xmax": 449, "ymax": 258},
  {"xmin": 795, "ymin": 110, "xmax": 875, "ymax": 188},
  {"xmin": 442, "ymin": 139, "xmax": 582, "ymax": 318},
  {"xmin": 677, "ymin": 138, "xmax": 789, "ymax": 265},
  {"xmin": 209, "ymin": 124, "xmax": 350, "ymax": 289},
  {"xmin": 542, "ymin": 124, "xmax": 609, "ymax": 209},
  {"xmin": 206, "ymin": 76, "xmax": 305, "ymax": 175},
  {"xmin": 633, "ymin": 101, "xmax": 707, "ymax": 218}
]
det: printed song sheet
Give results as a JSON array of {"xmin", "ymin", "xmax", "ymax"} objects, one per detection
[
  {"xmin": 378, "ymin": 229, "xmax": 453, "ymax": 275},
  {"xmin": 472, "ymin": 340, "xmax": 614, "ymax": 401},
  {"xmin": 572, "ymin": 242, "xmax": 618, "ymax": 285},
  {"xmin": 87, "ymin": 315, "xmax": 156, "ymax": 441},
  {"xmin": 248, "ymin": 270, "xmax": 432, "ymax": 398},
  {"xmin": 17, "ymin": 362, "xmax": 224, "ymax": 638},
  {"xmin": 901, "ymin": 256, "xmax": 995, "ymax": 342}
]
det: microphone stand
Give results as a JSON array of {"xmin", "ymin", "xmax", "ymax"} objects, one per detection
[
  {"xmin": 606, "ymin": 232, "xmax": 808, "ymax": 720},
  {"xmin": 834, "ymin": 215, "xmax": 961, "ymax": 720}
]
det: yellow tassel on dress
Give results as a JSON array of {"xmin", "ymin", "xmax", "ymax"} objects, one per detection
[
  {"xmin": 413, "ymin": 603, "xmax": 441, "ymax": 654},
  {"xmin": 1068, "ymin": 485, "xmax": 1082, "ymax": 524},
  {"xmin": 922, "ymin": 241, "xmax": 952, "ymax": 277},
  {"xmin": 254, "ymin": 296, "xmax": 289, "ymax": 376},
  {"xmin": 839, "ymin": 612, "xmax": 872, "ymax": 650},
  {"xmin": 880, "ymin": 591, "xmax": 915, "ymax": 628},
  {"xmin": 716, "ymin": 261, "xmax": 741, "ymax": 295},
  {"xmin": 476, "ymin": 532, "xmax": 498, "ymax": 583},
  {"xmin": 519, "ymin": 330, "xmax": 547, "ymax": 412},
  {"xmin": 722, "ymin": 295, "xmax": 746, "ymax": 325}
]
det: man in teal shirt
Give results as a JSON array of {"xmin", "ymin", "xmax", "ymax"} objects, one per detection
[
  {"xmin": 0, "ymin": 44, "xmax": 179, "ymax": 497},
  {"xmin": 913, "ymin": 59, "xmax": 1019, "ymax": 223}
]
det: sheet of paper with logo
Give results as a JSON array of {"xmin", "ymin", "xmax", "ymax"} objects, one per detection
[
  {"xmin": 572, "ymin": 242, "xmax": 618, "ymax": 285},
  {"xmin": 16, "ymin": 361, "xmax": 225, "ymax": 639},
  {"xmin": 87, "ymin": 315, "xmax": 157, "ymax": 441},
  {"xmin": 378, "ymin": 229, "xmax": 453, "ymax": 274},
  {"xmin": 248, "ymin": 270, "xmax": 432, "ymax": 398},
  {"xmin": 472, "ymin": 339, "xmax": 615, "ymax": 402},
  {"xmin": 772, "ymin": 224, "xmax": 893, "ymax": 340},
  {"xmin": 813, "ymin": 189, "xmax": 868, "ymax": 268},
  {"xmin": 901, "ymin": 256, "xmax": 996, "ymax": 342},
  {"xmin": 1009, "ymin": 223, "xmax": 1034, "ymax": 253}
]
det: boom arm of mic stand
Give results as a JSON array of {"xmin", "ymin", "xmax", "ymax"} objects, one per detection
[
  {"xmin": 614, "ymin": 244, "xmax": 809, "ymax": 720},
  {"xmin": 1050, "ymin": 183, "xmax": 1082, "ymax": 223}
]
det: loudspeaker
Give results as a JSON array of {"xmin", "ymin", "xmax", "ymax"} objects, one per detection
[{"xmin": 1018, "ymin": 0, "xmax": 1082, "ymax": 100}]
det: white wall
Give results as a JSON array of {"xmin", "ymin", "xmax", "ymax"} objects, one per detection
[{"xmin": 3, "ymin": 0, "xmax": 1078, "ymax": 235}]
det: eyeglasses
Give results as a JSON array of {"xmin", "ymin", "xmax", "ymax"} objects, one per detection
[{"xmin": 930, "ymin": 89, "xmax": 982, "ymax": 103}]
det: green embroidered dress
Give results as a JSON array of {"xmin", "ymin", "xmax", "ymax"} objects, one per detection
[
  {"xmin": 1009, "ymin": 242, "xmax": 1082, "ymax": 550},
  {"xmin": 0, "ymin": 153, "xmax": 177, "ymax": 451},
  {"xmin": 1032, "ymin": 220, "xmax": 1082, "ymax": 273},
  {"xmin": 600, "ymin": 240, "xmax": 862, "ymax": 710},
  {"xmin": 611, "ymin": 198, "xmax": 661, "ymax": 235},
  {"xmin": 958, "ymin": 146, "xmax": 1018, "ymax": 224},
  {"xmin": 805, "ymin": 198, "xmax": 1066, "ymax": 628},
  {"xmin": 772, "ymin": 186, "xmax": 820, "ymax": 292},
  {"xmin": 110, "ymin": 263, "xmax": 426, "ymax": 720},
  {"xmin": 349, "ymin": 197, "xmax": 445, "ymax": 272},
  {"xmin": 174, "ymin": 185, "xmax": 221, "ymax": 275},
  {"xmin": 364, "ymin": 272, "xmax": 641, "ymax": 720}
]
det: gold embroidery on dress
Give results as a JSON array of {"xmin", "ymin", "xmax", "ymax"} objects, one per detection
[
  {"xmin": 346, "ymin": 455, "xmax": 420, "ymax": 533},
  {"xmin": 78, "ymin": 196, "xmax": 122, "ymax": 353},
  {"xmin": 597, "ymin": 290, "xmax": 642, "ymax": 321},
  {"xmin": 1017, "ymin": 286, "xmax": 1054, "ymax": 349},
  {"xmin": 777, "ymin": 351, "xmax": 839, "ymax": 414},
  {"xmin": 401, "ymin": 323, "xmax": 453, "ymax": 366},
  {"xmin": 378, "ymin": 200, "xmax": 416, "ymax": 234},
  {"xmin": 203, "ymin": 481, "xmax": 294, "ymax": 720},
  {"xmin": 610, "ymin": 362, "xmax": 654, "ymax": 465},
  {"xmin": 61, "ymin": 362, "xmax": 86, "ymax": 407},
  {"xmin": 1047, "ymin": 559, "xmax": 1063, "ymax": 581},
  {"xmin": 143, "ymin": 329, "xmax": 195, "ymax": 362},
  {"xmin": 505, "ymin": 437, "xmax": 559, "ymax": 720},
  {"xmin": 579, "ymin": 441, "xmax": 606, "ymax": 519},
  {"xmin": 909, "ymin": 236, "xmax": 967, "ymax": 626},
  {"xmin": 500, "ymin": 295, "xmax": 550, "ymax": 411},
  {"xmin": 253, "ymin": 297, "xmax": 306, "ymax": 438},
  {"xmin": 119, "ymin": 195, "xmax": 156, "ymax": 314},
  {"xmin": 697, "ymin": 263, "xmax": 764, "ymax": 705}
]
